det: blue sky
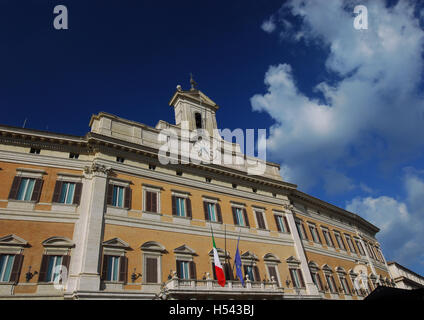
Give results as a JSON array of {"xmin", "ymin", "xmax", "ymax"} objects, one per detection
[{"xmin": 1, "ymin": 1, "xmax": 424, "ymax": 276}]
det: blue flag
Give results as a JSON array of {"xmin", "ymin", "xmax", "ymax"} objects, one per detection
[{"xmin": 234, "ymin": 238, "xmax": 244, "ymax": 286}]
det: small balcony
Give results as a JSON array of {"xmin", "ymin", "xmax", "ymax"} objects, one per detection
[{"xmin": 156, "ymin": 272, "xmax": 314, "ymax": 300}]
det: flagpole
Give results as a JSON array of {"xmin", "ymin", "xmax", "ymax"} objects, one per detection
[{"xmin": 232, "ymin": 228, "xmax": 242, "ymax": 274}]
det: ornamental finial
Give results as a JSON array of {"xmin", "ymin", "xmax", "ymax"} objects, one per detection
[{"xmin": 190, "ymin": 73, "xmax": 198, "ymax": 90}]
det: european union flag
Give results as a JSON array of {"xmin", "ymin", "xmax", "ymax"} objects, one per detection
[{"xmin": 234, "ymin": 238, "xmax": 244, "ymax": 286}]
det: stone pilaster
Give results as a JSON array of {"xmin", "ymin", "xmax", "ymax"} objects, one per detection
[
  {"xmin": 66, "ymin": 162, "xmax": 111, "ymax": 294},
  {"xmin": 284, "ymin": 204, "xmax": 320, "ymax": 296}
]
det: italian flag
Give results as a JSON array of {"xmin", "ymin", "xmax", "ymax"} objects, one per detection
[{"xmin": 212, "ymin": 234, "xmax": 226, "ymax": 287}]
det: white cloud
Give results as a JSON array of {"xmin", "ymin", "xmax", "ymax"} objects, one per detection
[
  {"xmin": 251, "ymin": 1, "xmax": 424, "ymax": 191},
  {"xmin": 346, "ymin": 170, "xmax": 424, "ymax": 267},
  {"xmin": 261, "ymin": 18, "xmax": 276, "ymax": 33}
]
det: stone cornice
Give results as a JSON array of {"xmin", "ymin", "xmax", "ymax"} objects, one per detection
[{"xmin": 290, "ymin": 190, "xmax": 379, "ymax": 235}]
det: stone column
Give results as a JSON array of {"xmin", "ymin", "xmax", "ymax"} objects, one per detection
[
  {"xmin": 66, "ymin": 162, "xmax": 111, "ymax": 294},
  {"xmin": 284, "ymin": 204, "xmax": 319, "ymax": 296}
]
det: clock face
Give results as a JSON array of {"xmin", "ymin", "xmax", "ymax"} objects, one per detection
[{"xmin": 192, "ymin": 137, "xmax": 217, "ymax": 162}]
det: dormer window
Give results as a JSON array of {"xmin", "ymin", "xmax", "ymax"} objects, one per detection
[{"xmin": 195, "ymin": 112, "xmax": 202, "ymax": 129}]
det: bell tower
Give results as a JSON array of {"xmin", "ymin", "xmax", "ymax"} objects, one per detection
[{"xmin": 169, "ymin": 75, "xmax": 219, "ymax": 137}]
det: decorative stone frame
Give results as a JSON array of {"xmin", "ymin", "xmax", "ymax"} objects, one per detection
[
  {"xmin": 7, "ymin": 168, "xmax": 47, "ymax": 210},
  {"xmin": 263, "ymin": 253, "xmax": 281, "ymax": 286},
  {"xmin": 101, "ymin": 238, "xmax": 130, "ymax": 290},
  {"xmin": 173, "ymin": 244, "xmax": 197, "ymax": 262},
  {"xmin": 140, "ymin": 241, "xmax": 167, "ymax": 285},
  {"xmin": 51, "ymin": 173, "xmax": 83, "ymax": 213},
  {"xmin": 42, "ymin": 236, "xmax": 74, "ymax": 256},
  {"xmin": 106, "ymin": 178, "xmax": 131, "ymax": 216},
  {"xmin": 142, "ymin": 184, "xmax": 163, "ymax": 217},
  {"xmin": 308, "ymin": 261, "xmax": 324, "ymax": 292},
  {"xmin": 0, "ymin": 235, "xmax": 27, "ymax": 294},
  {"xmin": 252, "ymin": 206, "xmax": 269, "ymax": 232}
]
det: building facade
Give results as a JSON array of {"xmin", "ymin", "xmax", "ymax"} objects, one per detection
[
  {"xmin": 387, "ymin": 262, "xmax": 424, "ymax": 290},
  {"xmin": 0, "ymin": 85, "xmax": 394, "ymax": 299}
]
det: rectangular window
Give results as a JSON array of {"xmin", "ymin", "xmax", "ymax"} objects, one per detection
[
  {"xmin": 344, "ymin": 234, "xmax": 356, "ymax": 254},
  {"xmin": 106, "ymin": 256, "xmax": 120, "ymax": 282},
  {"xmin": 325, "ymin": 274, "xmax": 337, "ymax": 293},
  {"xmin": 289, "ymin": 268, "xmax": 305, "ymax": 288},
  {"xmin": 45, "ymin": 255, "xmax": 63, "ymax": 283},
  {"xmin": 340, "ymin": 276, "xmax": 350, "ymax": 295},
  {"xmin": 255, "ymin": 211, "xmax": 266, "ymax": 230},
  {"xmin": 275, "ymin": 215, "xmax": 286, "ymax": 232},
  {"xmin": 145, "ymin": 190, "xmax": 158, "ymax": 213},
  {"xmin": 311, "ymin": 272, "xmax": 323, "ymax": 291},
  {"xmin": 235, "ymin": 208, "xmax": 245, "ymax": 226},
  {"xmin": 308, "ymin": 224, "xmax": 322, "ymax": 243},
  {"xmin": 17, "ymin": 178, "xmax": 36, "ymax": 201},
  {"xmin": 0, "ymin": 254, "xmax": 15, "ymax": 282},
  {"xmin": 176, "ymin": 197, "xmax": 186, "ymax": 217},
  {"xmin": 178, "ymin": 261, "xmax": 190, "ymax": 279},
  {"xmin": 321, "ymin": 228, "xmax": 334, "ymax": 247},
  {"xmin": 355, "ymin": 239, "xmax": 365, "ymax": 255},
  {"xmin": 295, "ymin": 221, "xmax": 307, "ymax": 240},
  {"xmin": 207, "ymin": 203, "xmax": 217, "ymax": 222},
  {"xmin": 145, "ymin": 257, "xmax": 158, "ymax": 283},
  {"xmin": 267, "ymin": 265, "xmax": 280, "ymax": 287},
  {"xmin": 59, "ymin": 182, "xmax": 75, "ymax": 204},
  {"xmin": 112, "ymin": 185, "xmax": 124, "ymax": 208},
  {"xmin": 334, "ymin": 232, "xmax": 346, "ymax": 250}
]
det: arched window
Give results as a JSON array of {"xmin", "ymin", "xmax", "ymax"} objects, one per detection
[{"xmin": 195, "ymin": 113, "xmax": 202, "ymax": 129}]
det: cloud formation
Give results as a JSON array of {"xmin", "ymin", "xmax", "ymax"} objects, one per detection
[
  {"xmin": 346, "ymin": 168, "xmax": 424, "ymax": 267},
  {"xmin": 261, "ymin": 17, "xmax": 276, "ymax": 33},
  {"xmin": 251, "ymin": 1, "xmax": 424, "ymax": 191}
]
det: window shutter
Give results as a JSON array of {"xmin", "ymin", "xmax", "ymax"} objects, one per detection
[
  {"xmin": 124, "ymin": 187, "xmax": 132, "ymax": 209},
  {"xmin": 151, "ymin": 192, "xmax": 157, "ymax": 213},
  {"xmin": 203, "ymin": 202, "xmax": 209, "ymax": 221},
  {"xmin": 253, "ymin": 266, "xmax": 261, "ymax": 282},
  {"xmin": 289, "ymin": 269, "xmax": 296, "ymax": 287},
  {"xmin": 146, "ymin": 258, "xmax": 158, "ymax": 283},
  {"xmin": 268, "ymin": 266, "xmax": 279, "ymax": 286},
  {"xmin": 9, "ymin": 254, "xmax": 24, "ymax": 283},
  {"xmin": 212, "ymin": 262, "xmax": 217, "ymax": 280},
  {"xmin": 232, "ymin": 207, "xmax": 238, "ymax": 225},
  {"xmin": 62, "ymin": 255, "xmax": 71, "ymax": 271},
  {"xmin": 298, "ymin": 270, "xmax": 305, "ymax": 287},
  {"xmin": 274, "ymin": 215, "xmax": 282, "ymax": 232},
  {"xmin": 101, "ymin": 255, "xmax": 110, "ymax": 280},
  {"xmin": 171, "ymin": 196, "xmax": 177, "ymax": 216},
  {"xmin": 38, "ymin": 255, "xmax": 49, "ymax": 282},
  {"xmin": 243, "ymin": 208, "xmax": 250, "ymax": 227},
  {"xmin": 316, "ymin": 229, "xmax": 322, "ymax": 243},
  {"xmin": 224, "ymin": 263, "xmax": 233, "ymax": 280},
  {"xmin": 119, "ymin": 256, "xmax": 128, "ymax": 283},
  {"xmin": 283, "ymin": 216, "xmax": 290, "ymax": 233},
  {"xmin": 216, "ymin": 203, "xmax": 222, "ymax": 223},
  {"xmin": 176, "ymin": 260, "xmax": 181, "ymax": 278},
  {"xmin": 317, "ymin": 273, "xmax": 323, "ymax": 291},
  {"xmin": 145, "ymin": 191, "xmax": 151, "ymax": 212},
  {"xmin": 52, "ymin": 181, "xmax": 63, "ymax": 203},
  {"xmin": 106, "ymin": 184, "xmax": 114, "ymax": 205},
  {"xmin": 186, "ymin": 198, "xmax": 192, "ymax": 218},
  {"xmin": 73, "ymin": 182, "xmax": 83, "ymax": 205},
  {"xmin": 301, "ymin": 223, "xmax": 308, "ymax": 240},
  {"xmin": 8, "ymin": 176, "xmax": 22, "ymax": 200},
  {"xmin": 31, "ymin": 179, "xmax": 44, "ymax": 202},
  {"xmin": 189, "ymin": 261, "xmax": 197, "ymax": 280}
]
